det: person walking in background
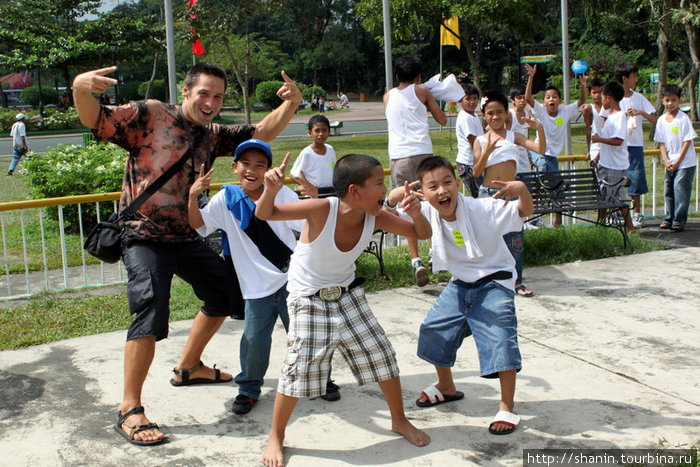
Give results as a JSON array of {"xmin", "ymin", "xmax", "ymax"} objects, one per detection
[{"xmin": 8, "ymin": 113, "xmax": 29, "ymax": 175}]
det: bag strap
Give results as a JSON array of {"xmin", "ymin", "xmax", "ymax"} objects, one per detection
[{"xmin": 117, "ymin": 110, "xmax": 195, "ymax": 222}]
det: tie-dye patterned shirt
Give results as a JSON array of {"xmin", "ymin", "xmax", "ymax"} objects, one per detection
[{"xmin": 93, "ymin": 99, "xmax": 254, "ymax": 241}]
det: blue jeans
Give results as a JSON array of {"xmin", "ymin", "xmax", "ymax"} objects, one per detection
[
  {"xmin": 9, "ymin": 147, "xmax": 25, "ymax": 172},
  {"xmin": 626, "ymin": 146, "xmax": 649, "ymax": 196},
  {"xmin": 235, "ymin": 286, "xmax": 290, "ymax": 400},
  {"xmin": 664, "ymin": 166, "xmax": 696, "ymax": 227},
  {"xmin": 529, "ymin": 151, "xmax": 558, "ymax": 172},
  {"xmin": 417, "ymin": 279, "xmax": 521, "ymax": 378}
]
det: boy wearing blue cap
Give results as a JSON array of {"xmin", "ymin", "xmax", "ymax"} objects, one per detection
[{"xmin": 187, "ymin": 139, "xmax": 340, "ymax": 415}]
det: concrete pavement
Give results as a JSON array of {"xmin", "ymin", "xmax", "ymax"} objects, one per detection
[{"xmin": 1, "ymin": 246, "xmax": 699, "ymax": 466}]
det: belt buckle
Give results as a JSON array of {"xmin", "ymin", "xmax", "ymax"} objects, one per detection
[{"xmin": 318, "ymin": 286, "xmax": 342, "ymax": 301}]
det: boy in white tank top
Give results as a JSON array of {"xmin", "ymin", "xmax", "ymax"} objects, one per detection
[{"xmin": 257, "ymin": 153, "xmax": 432, "ymax": 466}]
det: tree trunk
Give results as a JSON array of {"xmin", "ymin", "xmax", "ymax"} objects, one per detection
[
  {"xmin": 462, "ymin": 23, "xmax": 482, "ymax": 94},
  {"xmin": 223, "ymin": 39, "xmax": 249, "ymax": 123},
  {"xmin": 244, "ymin": 21, "xmax": 251, "ymax": 125},
  {"xmin": 655, "ymin": 0, "xmax": 671, "ymax": 110},
  {"xmin": 145, "ymin": 50, "xmax": 159, "ymax": 101}
]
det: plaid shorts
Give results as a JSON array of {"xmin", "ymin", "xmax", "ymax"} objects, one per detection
[{"xmin": 279, "ymin": 287, "xmax": 400, "ymax": 398}]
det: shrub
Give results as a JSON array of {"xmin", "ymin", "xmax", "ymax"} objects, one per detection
[
  {"xmin": 0, "ymin": 108, "xmax": 83, "ymax": 133},
  {"xmin": 255, "ymin": 80, "xmax": 284, "ymax": 109},
  {"xmin": 120, "ymin": 81, "xmax": 141, "ymax": 102},
  {"xmin": 23, "ymin": 141, "xmax": 127, "ymax": 232},
  {"xmin": 138, "ymin": 79, "xmax": 167, "ymax": 101},
  {"xmin": 20, "ymin": 86, "xmax": 59, "ymax": 107},
  {"xmin": 302, "ymin": 85, "xmax": 327, "ymax": 103}
]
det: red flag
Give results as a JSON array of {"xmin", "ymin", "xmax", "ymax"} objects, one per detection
[{"xmin": 192, "ymin": 39, "xmax": 205, "ymax": 56}]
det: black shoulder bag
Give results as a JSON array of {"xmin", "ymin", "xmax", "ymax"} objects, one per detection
[{"xmin": 84, "ymin": 149, "xmax": 192, "ymax": 263}]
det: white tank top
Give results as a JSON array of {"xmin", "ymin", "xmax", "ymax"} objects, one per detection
[
  {"xmin": 386, "ymin": 85, "xmax": 433, "ymax": 160},
  {"xmin": 477, "ymin": 131, "xmax": 519, "ymax": 168},
  {"xmin": 589, "ymin": 104, "xmax": 603, "ymax": 158},
  {"xmin": 286, "ymin": 197, "xmax": 375, "ymax": 300}
]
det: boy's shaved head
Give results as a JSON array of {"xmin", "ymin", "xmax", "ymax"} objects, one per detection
[{"xmin": 333, "ymin": 154, "xmax": 383, "ymax": 197}]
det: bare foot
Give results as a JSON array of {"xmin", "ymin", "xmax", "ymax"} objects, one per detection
[
  {"xmin": 171, "ymin": 363, "xmax": 233, "ymax": 384},
  {"xmin": 262, "ymin": 436, "xmax": 285, "ymax": 466},
  {"xmin": 392, "ymin": 419, "xmax": 430, "ymax": 447},
  {"xmin": 118, "ymin": 407, "xmax": 166, "ymax": 443}
]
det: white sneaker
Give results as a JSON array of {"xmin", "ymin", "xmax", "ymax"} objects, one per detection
[{"xmin": 632, "ymin": 213, "xmax": 644, "ymax": 228}]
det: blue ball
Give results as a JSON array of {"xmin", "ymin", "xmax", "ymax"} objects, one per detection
[{"xmin": 571, "ymin": 60, "xmax": 588, "ymax": 75}]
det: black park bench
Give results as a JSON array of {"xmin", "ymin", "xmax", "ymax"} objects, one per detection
[{"xmin": 517, "ymin": 168, "xmax": 634, "ymax": 252}]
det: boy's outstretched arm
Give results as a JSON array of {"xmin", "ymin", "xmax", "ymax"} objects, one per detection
[
  {"xmin": 577, "ymin": 75, "xmax": 588, "ymax": 108},
  {"xmin": 524, "ymin": 64, "xmax": 536, "ymax": 107},
  {"xmin": 415, "ymin": 84, "xmax": 448, "ymax": 126},
  {"xmin": 188, "ymin": 164, "xmax": 212, "ymax": 229},
  {"xmin": 490, "ymin": 180, "xmax": 534, "ymax": 218},
  {"xmin": 377, "ymin": 182, "xmax": 431, "ymax": 239}
]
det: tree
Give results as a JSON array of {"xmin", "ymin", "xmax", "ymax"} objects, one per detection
[{"xmin": 0, "ymin": 0, "xmax": 103, "ymax": 95}]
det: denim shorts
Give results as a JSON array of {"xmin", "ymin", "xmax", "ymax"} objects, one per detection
[
  {"xmin": 626, "ymin": 146, "xmax": 648, "ymax": 196},
  {"xmin": 529, "ymin": 151, "xmax": 559, "ymax": 172},
  {"xmin": 417, "ymin": 278, "xmax": 521, "ymax": 378}
]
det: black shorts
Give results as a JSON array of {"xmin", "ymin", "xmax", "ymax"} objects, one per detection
[{"xmin": 121, "ymin": 238, "xmax": 244, "ymax": 341}]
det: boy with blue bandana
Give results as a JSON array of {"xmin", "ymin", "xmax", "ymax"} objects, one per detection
[{"xmin": 188, "ymin": 139, "xmax": 341, "ymax": 416}]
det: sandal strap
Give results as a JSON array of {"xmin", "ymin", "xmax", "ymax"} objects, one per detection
[
  {"xmin": 213, "ymin": 364, "xmax": 221, "ymax": 382},
  {"xmin": 117, "ymin": 406, "xmax": 145, "ymax": 425},
  {"xmin": 171, "ymin": 360, "xmax": 203, "ymax": 384},
  {"xmin": 126, "ymin": 422, "xmax": 160, "ymax": 440}
]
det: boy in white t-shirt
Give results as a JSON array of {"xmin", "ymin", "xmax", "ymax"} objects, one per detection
[
  {"xmin": 455, "ymin": 83, "xmax": 484, "ymax": 197},
  {"xmin": 590, "ymin": 82, "xmax": 636, "ymax": 233},
  {"xmin": 614, "ymin": 62, "xmax": 657, "ymax": 228},
  {"xmin": 386, "ymin": 156, "xmax": 533, "ymax": 435},
  {"xmin": 653, "ymin": 85, "xmax": 697, "ymax": 232},
  {"xmin": 290, "ymin": 114, "xmax": 337, "ymax": 197},
  {"xmin": 582, "ymin": 78, "xmax": 605, "ymax": 163},
  {"xmin": 188, "ymin": 139, "xmax": 341, "ymax": 416},
  {"xmin": 258, "ymin": 153, "xmax": 432, "ymax": 466},
  {"xmin": 525, "ymin": 63, "xmax": 587, "ymax": 226}
]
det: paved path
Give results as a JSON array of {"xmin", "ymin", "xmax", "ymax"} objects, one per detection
[{"xmin": 1, "ymin": 247, "xmax": 698, "ymax": 466}]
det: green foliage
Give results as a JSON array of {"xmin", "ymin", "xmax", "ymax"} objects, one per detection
[
  {"xmin": 20, "ymin": 86, "xmax": 59, "ymax": 107},
  {"xmin": 138, "ymin": 79, "xmax": 166, "ymax": 101},
  {"xmin": 23, "ymin": 142, "xmax": 127, "ymax": 232},
  {"xmin": 120, "ymin": 81, "xmax": 141, "ymax": 101},
  {"xmin": 302, "ymin": 85, "xmax": 327, "ymax": 102},
  {"xmin": 255, "ymin": 80, "xmax": 284, "ymax": 109},
  {"xmin": 0, "ymin": 107, "xmax": 83, "ymax": 133},
  {"xmin": 572, "ymin": 42, "xmax": 645, "ymax": 80}
]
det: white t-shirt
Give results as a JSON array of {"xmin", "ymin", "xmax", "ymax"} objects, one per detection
[
  {"xmin": 455, "ymin": 110, "xmax": 483, "ymax": 166},
  {"xmin": 596, "ymin": 110, "xmax": 629, "ymax": 171},
  {"xmin": 508, "ymin": 108, "xmax": 532, "ymax": 173},
  {"xmin": 197, "ymin": 186, "xmax": 304, "ymax": 300},
  {"xmin": 286, "ymin": 197, "xmax": 374, "ymax": 300},
  {"xmin": 620, "ymin": 91, "xmax": 656, "ymax": 147},
  {"xmin": 11, "ymin": 121, "xmax": 26, "ymax": 147},
  {"xmin": 532, "ymin": 101, "xmax": 579, "ymax": 157},
  {"xmin": 588, "ymin": 104, "xmax": 603, "ymax": 159},
  {"xmin": 476, "ymin": 131, "xmax": 519, "ymax": 168},
  {"xmin": 653, "ymin": 110, "xmax": 697, "ymax": 169},
  {"xmin": 419, "ymin": 195, "xmax": 521, "ymax": 290},
  {"xmin": 385, "ymin": 85, "xmax": 433, "ymax": 160},
  {"xmin": 290, "ymin": 144, "xmax": 337, "ymax": 188}
]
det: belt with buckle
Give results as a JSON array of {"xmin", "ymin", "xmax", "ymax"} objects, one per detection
[
  {"xmin": 455, "ymin": 270, "xmax": 512, "ymax": 288},
  {"xmin": 314, "ymin": 277, "xmax": 366, "ymax": 302}
]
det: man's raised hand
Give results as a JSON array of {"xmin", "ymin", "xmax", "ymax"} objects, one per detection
[
  {"xmin": 276, "ymin": 71, "xmax": 302, "ymax": 104},
  {"xmin": 72, "ymin": 66, "xmax": 118, "ymax": 94}
]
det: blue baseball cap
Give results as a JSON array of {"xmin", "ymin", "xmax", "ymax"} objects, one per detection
[{"xmin": 234, "ymin": 138, "xmax": 273, "ymax": 166}]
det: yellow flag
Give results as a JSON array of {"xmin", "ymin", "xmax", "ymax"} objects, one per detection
[{"xmin": 440, "ymin": 16, "xmax": 460, "ymax": 49}]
